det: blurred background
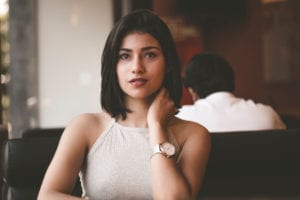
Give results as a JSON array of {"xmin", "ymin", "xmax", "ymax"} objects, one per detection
[{"xmin": 1, "ymin": 0, "xmax": 299, "ymax": 138}]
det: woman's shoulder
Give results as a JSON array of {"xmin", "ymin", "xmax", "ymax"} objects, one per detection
[
  {"xmin": 172, "ymin": 118, "xmax": 211, "ymax": 163},
  {"xmin": 172, "ymin": 117, "xmax": 208, "ymax": 134},
  {"xmin": 171, "ymin": 117, "xmax": 210, "ymax": 145},
  {"xmin": 62, "ymin": 112, "xmax": 113, "ymax": 146},
  {"xmin": 67, "ymin": 112, "xmax": 111, "ymax": 129}
]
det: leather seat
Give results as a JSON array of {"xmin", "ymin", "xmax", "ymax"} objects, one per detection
[
  {"xmin": 1, "ymin": 128, "xmax": 81, "ymax": 200},
  {"xmin": 199, "ymin": 129, "xmax": 300, "ymax": 199},
  {"xmin": 2, "ymin": 128, "xmax": 300, "ymax": 200}
]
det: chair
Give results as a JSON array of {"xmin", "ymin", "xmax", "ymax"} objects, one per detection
[
  {"xmin": 199, "ymin": 129, "xmax": 300, "ymax": 199},
  {"xmin": 1, "ymin": 128, "xmax": 81, "ymax": 200}
]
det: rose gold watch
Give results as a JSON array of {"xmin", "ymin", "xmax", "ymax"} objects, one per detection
[{"xmin": 152, "ymin": 142, "xmax": 176, "ymax": 158}]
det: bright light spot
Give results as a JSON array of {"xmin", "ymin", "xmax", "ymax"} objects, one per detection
[
  {"xmin": 27, "ymin": 96, "xmax": 38, "ymax": 107},
  {"xmin": 0, "ymin": 0, "xmax": 8, "ymax": 18}
]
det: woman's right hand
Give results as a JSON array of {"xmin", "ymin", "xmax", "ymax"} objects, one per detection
[{"xmin": 147, "ymin": 88, "xmax": 177, "ymax": 129}]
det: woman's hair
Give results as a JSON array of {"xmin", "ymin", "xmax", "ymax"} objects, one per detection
[
  {"xmin": 183, "ymin": 52, "xmax": 235, "ymax": 98},
  {"xmin": 101, "ymin": 9, "xmax": 182, "ymax": 119}
]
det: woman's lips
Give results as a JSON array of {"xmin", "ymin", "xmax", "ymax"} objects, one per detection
[{"xmin": 129, "ymin": 78, "xmax": 147, "ymax": 87}]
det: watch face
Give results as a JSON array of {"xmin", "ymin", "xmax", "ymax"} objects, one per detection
[{"xmin": 161, "ymin": 142, "xmax": 176, "ymax": 157}]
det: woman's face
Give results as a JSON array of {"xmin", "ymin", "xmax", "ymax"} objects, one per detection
[{"xmin": 116, "ymin": 32, "xmax": 165, "ymax": 101}]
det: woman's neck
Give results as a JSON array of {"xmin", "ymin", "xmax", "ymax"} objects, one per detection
[{"xmin": 117, "ymin": 98, "xmax": 151, "ymax": 128}]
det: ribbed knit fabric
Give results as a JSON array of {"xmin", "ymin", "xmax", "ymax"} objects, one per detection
[{"xmin": 79, "ymin": 118, "xmax": 180, "ymax": 200}]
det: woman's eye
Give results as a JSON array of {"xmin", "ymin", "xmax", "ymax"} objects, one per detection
[
  {"xmin": 145, "ymin": 52, "xmax": 156, "ymax": 58},
  {"xmin": 119, "ymin": 53, "xmax": 129, "ymax": 60}
]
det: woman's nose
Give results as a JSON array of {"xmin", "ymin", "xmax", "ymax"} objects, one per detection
[{"xmin": 131, "ymin": 56, "xmax": 145, "ymax": 74}]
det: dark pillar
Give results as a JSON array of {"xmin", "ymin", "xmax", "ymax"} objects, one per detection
[{"xmin": 8, "ymin": 0, "xmax": 39, "ymax": 138}]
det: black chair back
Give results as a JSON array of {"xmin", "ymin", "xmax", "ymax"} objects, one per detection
[
  {"xmin": 199, "ymin": 129, "xmax": 300, "ymax": 199},
  {"xmin": 1, "ymin": 128, "xmax": 81, "ymax": 200}
]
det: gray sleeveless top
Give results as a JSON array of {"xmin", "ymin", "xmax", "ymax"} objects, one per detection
[{"xmin": 79, "ymin": 118, "xmax": 180, "ymax": 200}]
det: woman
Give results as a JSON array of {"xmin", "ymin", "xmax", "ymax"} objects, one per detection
[{"xmin": 38, "ymin": 9, "xmax": 210, "ymax": 200}]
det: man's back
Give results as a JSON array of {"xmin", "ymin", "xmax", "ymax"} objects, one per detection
[{"xmin": 177, "ymin": 92, "xmax": 286, "ymax": 132}]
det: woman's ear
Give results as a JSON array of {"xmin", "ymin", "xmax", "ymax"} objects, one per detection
[{"xmin": 187, "ymin": 87, "xmax": 199, "ymax": 102}]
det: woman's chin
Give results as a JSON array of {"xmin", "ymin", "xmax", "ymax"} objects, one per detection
[{"xmin": 125, "ymin": 92, "xmax": 156, "ymax": 102}]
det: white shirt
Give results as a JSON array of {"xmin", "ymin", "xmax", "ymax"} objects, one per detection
[{"xmin": 176, "ymin": 92, "xmax": 286, "ymax": 132}]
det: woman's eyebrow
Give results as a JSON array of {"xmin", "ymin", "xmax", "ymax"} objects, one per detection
[
  {"xmin": 119, "ymin": 46, "xmax": 160, "ymax": 52},
  {"xmin": 119, "ymin": 48, "xmax": 131, "ymax": 52},
  {"xmin": 141, "ymin": 46, "xmax": 160, "ymax": 51}
]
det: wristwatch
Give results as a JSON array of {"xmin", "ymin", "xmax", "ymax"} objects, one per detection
[{"xmin": 152, "ymin": 142, "xmax": 176, "ymax": 158}]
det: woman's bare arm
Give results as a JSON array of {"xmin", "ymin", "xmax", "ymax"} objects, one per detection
[
  {"xmin": 150, "ymin": 122, "xmax": 210, "ymax": 200},
  {"xmin": 38, "ymin": 113, "xmax": 102, "ymax": 199},
  {"xmin": 148, "ymin": 88, "xmax": 211, "ymax": 200}
]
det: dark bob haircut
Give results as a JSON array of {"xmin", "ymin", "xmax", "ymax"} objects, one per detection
[
  {"xmin": 101, "ymin": 9, "xmax": 182, "ymax": 119},
  {"xmin": 183, "ymin": 52, "xmax": 235, "ymax": 98}
]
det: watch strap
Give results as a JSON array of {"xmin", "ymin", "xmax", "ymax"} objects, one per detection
[{"xmin": 151, "ymin": 144, "xmax": 164, "ymax": 158}]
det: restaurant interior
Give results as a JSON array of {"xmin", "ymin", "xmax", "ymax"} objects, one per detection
[
  {"xmin": 1, "ymin": 0, "xmax": 300, "ymax": 137},
  {"xmin": 0, "ymin": 0, "xmax": 300, "ymax": 199}
]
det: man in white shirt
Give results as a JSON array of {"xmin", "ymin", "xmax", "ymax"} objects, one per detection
[{"xmin": 176, "ymin": 52, "xmax": 286, "ymax": 132}]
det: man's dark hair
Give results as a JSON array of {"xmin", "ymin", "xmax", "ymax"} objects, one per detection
[
  {"xmin": 183, "ymin": 52, "xmax": 235, "ymax": 98},
  {"xmin": 101, "ymin": 9, "xmax": 182, "ymax": 119}
]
